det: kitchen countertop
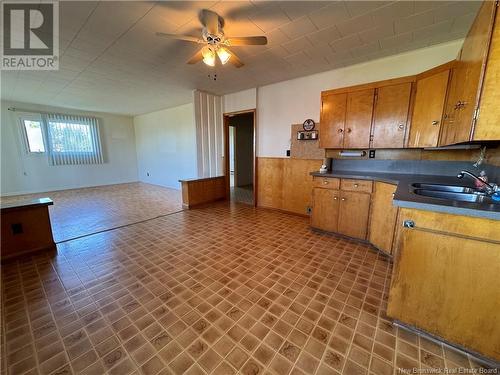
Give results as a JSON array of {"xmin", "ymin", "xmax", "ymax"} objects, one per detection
[
  {"xmin": 0, "ymin": 197, "xmax": 53, "ymax": 212},
  {"xmin": 311, "ymin": 171, "xmax": 500, "ymax": 220}
]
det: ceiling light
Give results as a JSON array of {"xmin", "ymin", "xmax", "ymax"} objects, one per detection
[
  {"xmin": 217, "ymin": 47, "xmax": 231, "ymax": 65},
  {"xmin": 202, "ymin": 46, "xmax": 215, "ymax": 67}
]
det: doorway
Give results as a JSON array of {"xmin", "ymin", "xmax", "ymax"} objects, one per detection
[{"xmin": 224, "ymin": 110, "xmax": 256, "ymax": 206}]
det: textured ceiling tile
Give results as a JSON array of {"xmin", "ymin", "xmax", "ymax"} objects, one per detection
[
  {"xmin": 308, "ymin": 2, "xmax": 350, "ymax": 30},
  {"xmin": 281, "ymin": 36, "xmax": 313, "ymax": 54},
  {"xmin": 336, "ymin": 13, "xmax": 375, "ymax": 37},
  {"xmin": 329, "ymin": 34, "xmax": 363, "ymax": 53},
  {"xmin": 394, "ymin": 9, "xmax": 435, "ymax": 34},
  {"xmin": 370, "ymin": 1, "xmax": 415, "ymax": 24},
  {"xmin": 306, "ymin": 25, "xmax": 342, "ymax": 47},
  {"xmin": 248, "ymin": 5, "xmax": 291, "ymax": 33},
  {"xmin": 280, "ymin": 16, "xmax": 318, "ymax": 40},
  {"xmin": 279, "ymin": 1, "xmax": 329, "ymax": 21},
  {"xmin": 414, "ymin": 19, "xmax": 453, "ymax": 42},
  {"xmin": 344, "ymin": 1, "xmax": 387, "ymax": 17},
  {"xmin": 359, "ymin": 23, "xmax": 395, "ymax": 44},
  {"xmin": 433, "ymin": 1, "xmax": 481, "ymax": 23},
  {"xmin": 379, "ymin": 31, "xmax": 413, "ymax": 50}
]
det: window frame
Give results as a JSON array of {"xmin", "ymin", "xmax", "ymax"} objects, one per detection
[{"xmin": 18, "ymin": 113, "xmax": 47, "ymax": 156}]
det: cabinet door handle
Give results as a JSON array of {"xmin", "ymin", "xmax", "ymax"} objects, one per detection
[
  {"xmin": 403, "ymin": 220, "xmax": 415, "ymax": 228},
  {"xmin": 341, "ymin": 198, "xmax": 346, "ymax": 201},
  {"xmin": 323, "ymin": 180, "xmax": 328, "ymax": 185},
  {"xmin": 346, "ymin": 128, "xmax": 352, "ymax": 133},
  {"xmin": 432, "ymin": 120, "xmax": 439, "ymax": 126},
  {"xmin": 333, "ymin": 197, "xmax": 338, "ymax": 200},
  {"xmin": 337, "ymin": 128, "xmax": 344, "ymax": 133},
  {"xmin": 354, "ymin": 184, "xmax": 358, "ymax": 188},
  {"xmin": 398, "ymin": 123, "xmax": 405, "ymax": 130}
]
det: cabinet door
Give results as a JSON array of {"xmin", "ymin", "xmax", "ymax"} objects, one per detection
[
  {"xmin": 311, "ymin": 188, "xmax": 340, "ymax": 232},
  {"xmin": 440, "ymin": 1, "xmax": 497, "ymax": 145},
  {"xmin": 409, "ymin": 70, "xmax": 450, "ymax": 148},
  {"xmin": 387, "ymin": 228, "xmax": 500, "ymax": 360},
  {"xmin": 371, "ymin": 83, "xmax": 412, "ymax": 148},
  {"xmin": 368, "ymin": 182, "xmax": 398, "ymax": 254},
  {"xmin": 320, "ymin": 93, "xmax": 347, "ymax": 148},
  {"xmin": 344, "ymin": 89, "xmax": 374, "ymax": 148},
  {"xmin": 338, "ymin": 191, "xmax": 371, "ymax": 239}
]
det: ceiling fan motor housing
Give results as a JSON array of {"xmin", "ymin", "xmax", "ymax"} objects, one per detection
[{"xmin": 202, "ymin": 28, "xmax": 224, "ymax": 45}]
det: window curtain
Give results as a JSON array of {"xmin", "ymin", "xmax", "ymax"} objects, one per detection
[{"xmin": 45, "ymin": 113, "xmax": 104, "ymax": 166}]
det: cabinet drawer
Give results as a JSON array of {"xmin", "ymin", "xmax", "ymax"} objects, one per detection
[
  {"xmin": 399, "ymin": 208, "xmax": 500, "ymax": 242},
  {"xmin": 340, "ymin": 179, "xmax": 373, "ymax": 193},
  {"xmin": 313, "ymin": 177, "xmax": 340, "ymax": 189}
]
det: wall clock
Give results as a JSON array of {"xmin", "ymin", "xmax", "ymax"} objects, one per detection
[{"xmin": 303, "ymin": 119, "xmax": 315, "ymax": 131}]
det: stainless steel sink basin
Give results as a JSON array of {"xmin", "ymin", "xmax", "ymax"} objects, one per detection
[
  {"xmin": 413, "ymin": 189, "xmax": 493, "ymax": 204},
  {"xmin": 411, "ymin": 183, "xmax": 478, "ymax": 193}
]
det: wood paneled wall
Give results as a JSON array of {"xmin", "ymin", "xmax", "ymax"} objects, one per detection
[{"xmin": 257, "ymin": 157, "xmax": 322, "ymax": 215}]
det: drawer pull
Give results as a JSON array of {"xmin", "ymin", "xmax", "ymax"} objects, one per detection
[
  {"xmin": 354, "ymin": 184, "xmax": 358, "ymax": 188},
  {"xmin": 398, "ymin": 123, "xmax": 405, "ymax": 130},
  {"xmin": 323, "ymin": 180, "xmax": 328, "ymax": 184},
  {"xmin": 403, "ymin": 220, "xmax": 415, "ymax": 228}
]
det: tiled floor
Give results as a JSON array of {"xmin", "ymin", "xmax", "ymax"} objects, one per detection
[
  {"xmin": 0, "ymin": 183, "xmax": 182, "ymax": 242},
  {"xmin": 230, "ymin": 185, "xmax": 253, "ymax": 205},
  {"xmin": 1, "ymin": 204, "xmax": 493, "ymax": 375}
]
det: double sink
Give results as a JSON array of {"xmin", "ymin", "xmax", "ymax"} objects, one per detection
[{"xmin": 412, "ymin": 183, "xmax": 496, "ymax": 204}]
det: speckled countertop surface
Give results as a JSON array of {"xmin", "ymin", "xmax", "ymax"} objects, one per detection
[{"xmin": 311, "ymin": 171, "xmax": 500, "ymax": 220}]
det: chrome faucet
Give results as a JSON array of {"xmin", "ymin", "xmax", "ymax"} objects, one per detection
[{"xmin": 457, "ymin": 170, "xmax": 498, "ymax": 195}]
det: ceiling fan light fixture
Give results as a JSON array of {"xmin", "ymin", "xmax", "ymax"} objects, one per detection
[
  {"xmin": 217, "ymin": 47, "xmax": 231, "ymax": 65},
  {"xmin": 201, "ymin": 46, "xmax": 215, "ymax": 66}
]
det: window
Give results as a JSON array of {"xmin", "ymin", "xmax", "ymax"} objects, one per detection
[
  {"xmin": 18, "ymin": 112, "xmax": 103, "ymax": 165},
  {"xmin": 22, "ymin": 119, "xmax": 46, "ymax": 153}
]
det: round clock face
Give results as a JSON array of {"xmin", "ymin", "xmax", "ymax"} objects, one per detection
[{"xmin": 303, "ymin": 119, "xmax": 315, "ymax": 131}]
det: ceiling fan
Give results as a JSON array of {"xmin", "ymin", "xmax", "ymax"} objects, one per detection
[{"xmin": 156, "ymin": 9, "xmax": 268, "ymax": 68}]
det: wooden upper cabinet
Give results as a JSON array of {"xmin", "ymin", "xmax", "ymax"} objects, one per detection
[
  {"xmin": 409, "ymin": 69, "xmax": 450, "ymax": 148},
  {"xmin": 474, "ymin": 1, "xmax": 500, "ymax": 141},
  {"xmin": 344, "ymin": 89, "xmax": 375, "ymax": 148},
  {"xmin": 311, "ymin": 188, "xmax": 340, "ymax": 232},
  {"xmin": 440, "ymin": 1, "xmax": 498, "ymax": 145},
  {"xmin": 371, "ymin": 83, "xmax": 412, "ymax": 148},
  {"xmin": 320, "ymin": 93, "xmax": 347, "ymax": 148}
]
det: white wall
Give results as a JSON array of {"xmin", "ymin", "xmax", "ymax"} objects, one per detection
[
  {"xmin": 224, "ymin": 40, "xmax": 463, "ymax": 158},
  {"xmin": 223, "ymin": 88, "xmax": 257, "ymax": 114},
  {"xmin": 1, "ymin": 100, "xmax": 138, "ymax": 196},
  {"xmin": 134, "ymin": 103, "xmax": 197, "ymax": 189}
]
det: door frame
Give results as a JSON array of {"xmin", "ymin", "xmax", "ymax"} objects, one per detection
[{"xmin": 223, "ymin": 109, "xmax": 257, "ymax": 207}]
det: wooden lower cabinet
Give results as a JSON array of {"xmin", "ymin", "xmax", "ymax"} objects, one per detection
[
  {"xmin": 388, "ymin": 209, "xmax": 500, "ymax": 361},
  {"xmin": 311, "ymin": 181, "xmax": 371, "ymax": 241},
  {"xmin": 311, "ymin": 188, "xmax": 339, "ymax": 232},
  {"xmin": 368, "ymin": 182, "xmax": 398, "ymax": 254},
  {"xmin": 337, "ymin": 191, "xmax": 371, "ymax": 239}
]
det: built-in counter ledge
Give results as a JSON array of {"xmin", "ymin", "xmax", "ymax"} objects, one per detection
[
  {"xmin": 179, "ymin": 176, "xmax": 226, "ymax": 209},
  {"xmin": 1, "ymin": 197, "xmax": 54, "ymax": 212},
  {"xmin": 310, "ymin": 171, "xmax": 500, "ymax": 221}
]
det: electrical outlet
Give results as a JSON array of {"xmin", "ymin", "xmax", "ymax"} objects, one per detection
[
  {"xmin": 369, "ymin": 150, "xmax": 376, "ymax": 158},
  {"xmin": 286, "ymin": 150, "xmax": 291, "ymax": 157}
]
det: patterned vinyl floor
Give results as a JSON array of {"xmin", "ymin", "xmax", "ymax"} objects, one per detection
[
  {"xmin": 1, "ymin": 203, "xmax": 494, "ymax": 375},
  {"xmin": 0, "ymin": 183, "xmax": 182, "ymax": 242}
]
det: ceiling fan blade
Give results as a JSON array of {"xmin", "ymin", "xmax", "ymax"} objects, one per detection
[
  {"xmin": 200, "ymin": 9, "xmax": 220, "ymax": 35},
  {"xmin": 187, "ymin": 48, "xmax": 204, "ymax": 65},
  {"xmin": 155, "ymin": 32, "xmax": 203, "ymax": 44},
  {"xmin": 225, "ymin": 36, "xmax": 268, "ymax": 46},
  {"xmin": 229, "ymin": 50, "xmax": 244, "ymax": 68}
]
